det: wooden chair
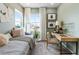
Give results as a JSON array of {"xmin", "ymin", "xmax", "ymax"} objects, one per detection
[{"xmin": 46, "ymin": 32, "xmax": 58, "ymax": 47}]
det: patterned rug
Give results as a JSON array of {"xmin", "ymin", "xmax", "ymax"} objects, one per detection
[{"xmin": 31, "ymin": 42, "xmax": 60, "ymax": 55}]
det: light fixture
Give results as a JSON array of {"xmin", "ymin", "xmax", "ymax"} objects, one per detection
[{"xmin": 56, "ymin": 21, "xmax": 59, "ymax": 25}]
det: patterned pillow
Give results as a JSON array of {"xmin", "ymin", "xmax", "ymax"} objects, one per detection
[
  {"xmin": 0, "ymin": 35, "xmax": 6, "ymax": 47},
  {"xmin": 11, "ymin": 29, "xmax": 21, "ymax": 37},
  {"xmin": 0, "ymin": 33, "xmax": 11, "ymax": 47}
]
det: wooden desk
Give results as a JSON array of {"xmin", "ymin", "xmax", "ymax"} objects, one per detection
[{"xmin": 53, "ymin": 33, "xmax": 79, "ymax": 55}]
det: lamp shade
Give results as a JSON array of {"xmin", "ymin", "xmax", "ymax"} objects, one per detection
[{"xmin": 56, "ymin": 21, "xmax": 59, "ymax": 25}]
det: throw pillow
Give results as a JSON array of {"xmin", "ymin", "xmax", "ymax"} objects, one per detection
[
  {"xmin": 11, "ymin": 29, "xmax": 21, "ymax": 37},
  {"xmin": 0, "ymin": 34, "xmax": 6, "ymax": 46}
]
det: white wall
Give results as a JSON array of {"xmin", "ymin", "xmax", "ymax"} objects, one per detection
[
  {"xmin": 47, "ymin": 8, "xmax": 57, "ymax": 13},
  {"xmin": 0, "ymin": 3, "xmax": 23, "ymax": 33},
  {"xmin": 57, "ymin": 3, "xmax": 79, "ymax": 37},
  {"xmin": 57, "ymin": 3, "xmax": 79, "ymax": 54}
]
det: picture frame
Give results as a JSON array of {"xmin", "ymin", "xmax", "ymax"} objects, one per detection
[
  {"xmin": 48, "ymin": 13, "xmax": 56, "ymax": 21},
  {"xmin": 48, "ymin": 21, "xmax": 56, "ymax": 29}
]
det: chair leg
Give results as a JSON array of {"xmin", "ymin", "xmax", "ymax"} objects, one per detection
[
  {"xmin": 46, "ymin": 43, "xmax": 48, "ymax": 47},
  {"xmin": 46, "ymin": 41, "xmax": 48, "ymax": 47}
]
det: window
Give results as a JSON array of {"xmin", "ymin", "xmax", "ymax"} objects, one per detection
[
  {"xmin": 15, "ymin": 9, "xmax": 23, "ymax": 28},
  {"xmin": 26, "ymin": 8, "xmax": 41, "ymax": 35},
  {"xmin": 30, "ymin": 8, "xmax": 40, "ymax": 23}
]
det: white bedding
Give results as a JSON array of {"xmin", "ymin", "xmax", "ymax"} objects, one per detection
[
  {"xmin": 0, "ymin": 41, "xmax": 29, "ymax": 55},
  {"xmin": 10, "ymin": 36, "xmax": 35, "ymax": 49}
]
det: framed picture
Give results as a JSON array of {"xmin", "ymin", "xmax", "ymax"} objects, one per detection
[
  {"xmin": 48, "ymin": 21, "xmax": 56, "ymax": 28},
  {"xmin": 48, "ymin": 13, "xmax": 56, "ymax": 21}
]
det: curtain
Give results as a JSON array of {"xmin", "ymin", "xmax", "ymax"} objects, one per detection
[
  {"xmin": 24, "ymin": 8, "xmax": 31, "ymax": 33},
  {"xmin": 39, "ymin": 8, "xmax": 46, "ymax": 40}
]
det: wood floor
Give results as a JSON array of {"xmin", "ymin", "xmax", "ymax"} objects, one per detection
[{"xmin": 31, "ymin": 42, "xmax": 72, "ymax": 55}]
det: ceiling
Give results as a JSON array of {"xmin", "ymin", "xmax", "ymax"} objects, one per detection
[{"xmin": 20, "ymin": 3, "xmax": 61, "ymax": 8}]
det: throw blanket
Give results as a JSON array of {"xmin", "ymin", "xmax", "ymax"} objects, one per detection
[{"xmin": 10, "ymin": 36, "xmax": 35, "ymax": 49}]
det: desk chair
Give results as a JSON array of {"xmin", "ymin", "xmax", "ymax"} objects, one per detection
[{"xmin": 46, "ymin": 32, "xmax": 58, "ymax": 47}]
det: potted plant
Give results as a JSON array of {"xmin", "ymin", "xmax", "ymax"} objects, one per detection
[{"xmin": 32, "ymin": 25, "xmax": 40, "ymax": 41}]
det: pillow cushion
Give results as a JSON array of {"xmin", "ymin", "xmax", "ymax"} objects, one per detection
[
  {"xmin": 25, "ymin": 32, "xmax": 31, "ymax": 35},
  {"xmin": 5, "ymin": 33, "xmax": 12, "ymax": 39},
  {"xmin": 4, "ymin": 33, "xmax": 12, "ymax": 43},
  {"xmin": 11, "ymin": 29, "xmax": 21, "ymax": 37},
  {"xmin": 0, "ymin": 33, "xmax": 11, "ymax": 47},
  {"xmin": 0, "ymin": 34, "xmax": 6, "ymax": 46}
]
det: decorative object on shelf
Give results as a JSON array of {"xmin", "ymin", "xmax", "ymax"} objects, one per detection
[
  {"xmin": 48, "ymin": 13, "xmax": 56, "ymax": 21},
  {"xmin": 0, "ymin": 4, "xmax": 8, "ymax": 22},
  {"xmin": 56, "ymin": 20, "xmax": 59, "ymax": 26},
  {"xmin": 0, "ymin": 10, "xmax": 6, "ymax": 15},
  {"xmin": 55, "ymin": 20, "xmax": 64, "ymax": 34},
  {"xmin": 48, "ymin": 21, "xmax": 56, "ymax": 29},
  {"xmin": 55, "ymin": 20, "xmax": 60, "ymax": 32},
  {"xmin": 0, "ymin": 4, "xmax": 12, "ymax": 23}
]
